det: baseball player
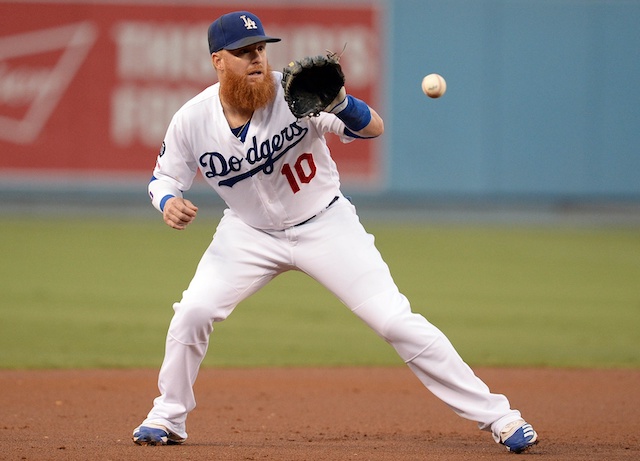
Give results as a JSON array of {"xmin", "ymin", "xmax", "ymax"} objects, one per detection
[{"xmin": 132, "ymin": 10, "xmax": 538, "ymax": 453}]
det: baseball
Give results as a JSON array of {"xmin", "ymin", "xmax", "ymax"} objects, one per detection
[{"xmin": 421, "ymin": 73, "xmax": 447, "ymax": 98}]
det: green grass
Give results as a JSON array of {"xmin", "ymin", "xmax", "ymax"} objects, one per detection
[{"xmin": 0, "ymin": 216, "xmax": 638, "ymax": 369}]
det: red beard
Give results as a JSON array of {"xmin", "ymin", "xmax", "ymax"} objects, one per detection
[{"xmin": 219, "ymin": 65, "xmax": 276, "ymax": 113}]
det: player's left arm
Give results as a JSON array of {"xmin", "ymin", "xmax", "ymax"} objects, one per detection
[
  {"xmin": 349, "ymin": 105, "xmax": 384, "ymax": 138},
  {"xmin": 324, "ymin": 88, "xmax": 384, "ymax": 139}
]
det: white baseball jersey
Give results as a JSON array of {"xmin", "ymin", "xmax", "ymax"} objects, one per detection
[{"xmin": 149, "ymin": 71, "xmax": 353, "ymax": 230}]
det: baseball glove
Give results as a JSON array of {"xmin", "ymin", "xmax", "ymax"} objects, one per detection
[{"xmin": 282, "ymin": 52, "xmax": 345, "ymax": 118}]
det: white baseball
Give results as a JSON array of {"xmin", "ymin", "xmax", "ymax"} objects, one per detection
[{"xmin": 421, "ymin": 73, "xmax": 447, "ymax": 98}]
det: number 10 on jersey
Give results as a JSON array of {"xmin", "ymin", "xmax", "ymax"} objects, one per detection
[{"xmin": 281, "ymin": 153, "xmax": 317, "ymax": 193}]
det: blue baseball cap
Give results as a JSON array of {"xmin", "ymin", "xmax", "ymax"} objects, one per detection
[{"xmin": 208, "ymin": 11, "xmax": 281, "ymax": 54}]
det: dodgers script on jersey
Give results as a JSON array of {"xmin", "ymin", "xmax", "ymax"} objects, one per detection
[{"xmin": 149, "ymin": 71, "xmax": 353, "ymax": 230}]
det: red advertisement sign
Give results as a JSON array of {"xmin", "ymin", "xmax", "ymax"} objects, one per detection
[{"xmin": 0, "ymin": 1, "xmax": 383, "ymax": 187}]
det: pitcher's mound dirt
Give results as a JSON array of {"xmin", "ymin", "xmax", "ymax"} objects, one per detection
[{"xmin": 1, "ymin": 367, "xmax": 638, "ymax": 460}]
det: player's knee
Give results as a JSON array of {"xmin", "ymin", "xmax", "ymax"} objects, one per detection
[
  {"xmin": 352, "ymin": 291, "xmax": 443, "ymax": 362},
  {"xmin": 352, "ymin": 289, "xmax": 411, "ymax": 334},
  {"xmin": 382, "ymin": 312, "xmax": 444, "ymax": 361},
  {"xmin": 168, "ymin": 302, "xmax": 219, "ymax": 343}
]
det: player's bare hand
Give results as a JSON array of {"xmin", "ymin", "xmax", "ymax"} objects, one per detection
[{"xmin": 163, "ymin": 197, "xmax": 198, "ymax": 230}]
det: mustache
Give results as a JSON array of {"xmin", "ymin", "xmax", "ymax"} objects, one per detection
[{"xmin": 247, "ymin": 65, "xmax": 266, "ymax": 74}]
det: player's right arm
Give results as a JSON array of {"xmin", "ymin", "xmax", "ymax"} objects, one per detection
[
  {"xmin": 148, "ymin": 175, "xmax": 198, "ymax": 230},
  {"xmin": 162, "ymin": 197, "xmax": 198, "ymax": 230},
  {"xmin": 148, "ymin": 110, "xmax": 200, "ymax": 229}
]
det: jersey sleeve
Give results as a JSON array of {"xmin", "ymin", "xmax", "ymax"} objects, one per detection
[
  {"xmin": 313, "ymin": 112, "xmax": 357, "ymax": 144},
  {"xmin": 148, "ymin": 112, "xmax": 199, "ymax": 212}
]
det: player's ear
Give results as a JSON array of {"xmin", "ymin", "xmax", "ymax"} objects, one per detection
[{"xmin": 211, "ymin": 52, "xmax": 223, "ymax": 71}]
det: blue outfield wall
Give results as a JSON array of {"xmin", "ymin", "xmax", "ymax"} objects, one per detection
[{"xmin": 383, "ymin": 0, "xmax": 640, "ymax": 199}]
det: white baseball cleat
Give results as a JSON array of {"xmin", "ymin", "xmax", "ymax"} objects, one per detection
[
  {"xmin": 499, "ymin": 419, "xmax": 539, "ymax": 453},
  {"xmin": 132, "ymin": 424, "xmax": 185, "ymax": 446}
]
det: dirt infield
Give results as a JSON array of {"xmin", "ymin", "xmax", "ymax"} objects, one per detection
[{"xmin": 1, "ymin": 367, "xmax": 638, "ymax": 461}]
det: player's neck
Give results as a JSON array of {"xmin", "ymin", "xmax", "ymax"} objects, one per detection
[{"xmin": 220, "ymin": 97, "xmax": 253, "ymax": 129}]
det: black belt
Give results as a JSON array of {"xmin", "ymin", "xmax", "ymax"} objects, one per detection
[{"xmin": 294, "ymin": 196, "xmax": 339, "ymax": 227}]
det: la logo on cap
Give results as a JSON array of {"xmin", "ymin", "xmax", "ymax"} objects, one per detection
[{"xmin": 240, "ymin": 15, "xmax": 258, "ymax": 30}]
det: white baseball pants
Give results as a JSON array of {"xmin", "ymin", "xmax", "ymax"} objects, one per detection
[{"xmin": 140, "ymin": 196, "xmax": 522, "ymax": 442}]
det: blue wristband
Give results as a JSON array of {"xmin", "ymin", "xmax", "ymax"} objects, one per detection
[
  {"xmin": 335, "ymin": 95, "xmax": 372, "ymax": 132},
  {"xmin": 159, "ymin": 194, "xmax": 175, "ymax": 211}
]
